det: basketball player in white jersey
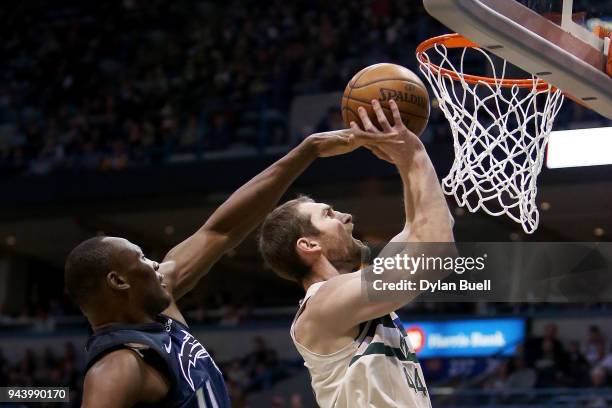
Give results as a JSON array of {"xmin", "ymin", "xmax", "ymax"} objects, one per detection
[{"xmin": 258, "ymin": 99, "xmax": 454, "ymax": 407}]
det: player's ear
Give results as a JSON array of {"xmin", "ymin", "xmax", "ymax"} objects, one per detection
[
  {"xmin": 296, "ymin": 237, "xmax": 322, "ymax": 256},
  {"xmin": 107, "ymin": 271, "xmax": 130, "ymax": 291}
]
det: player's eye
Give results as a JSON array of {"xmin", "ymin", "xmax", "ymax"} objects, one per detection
[{"xmin": 327, "ymin": 208, "xmax": 333, "ymax": 217}]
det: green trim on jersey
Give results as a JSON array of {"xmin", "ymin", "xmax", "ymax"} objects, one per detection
[{"xmin": 349, "ymin": 342, "xmax": 419, "ymax": 366}]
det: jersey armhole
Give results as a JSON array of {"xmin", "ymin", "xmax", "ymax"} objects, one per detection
[
  {"xmin": 128, "ymin": 344, "xmax": 172, "ymax": 387},
  {"xmin": 290, "ymin": 297, "xmax": 309, "ymax": 341},
  {"xmin": 89, "ymin": 343, "xmax": 173, "ymax": 390}
]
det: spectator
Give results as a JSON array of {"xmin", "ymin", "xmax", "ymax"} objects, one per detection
[
  {"xmin": 244, "ymin": 336, "xmax": 271, "ymax": 368},
  {"xmin": 525, "ymin": 323, "xmax": 566, "ymax": 369},
  {"xmin": 586, "ymin": 367, "xmax": 610, "ymax": 408},
  {"xmin": 226, "ymin": 360, "xmax": 249, "ymax": 389},
  {"xmin": 534, "ymin": 339, "xmax": 565, "ymax": 387},
  {"xmin": 506, "ymin": 356, "xmax": 536, "ymax": 389},
  {"xmin": 565, "ymin": 340, "xmax": 591, "ymax": 387},
  {"xmin": 290, "ymin": 393, "xmax": 303, "ymax": 408},
  {"xmin": 483, "ymin": 360, "xmax": 511, "ymax": 391},
  {"xmin": 584, "ymin": 325, "xmax": 606, "ymax": 365},
  {"xmin": 179, "ymin": 114, "xmax": 204, "ymax": 149},
  {"xmin": 219, "ymin": 305, "xmax": 242, "ymax": 326},
  {"xmin": 271, "ymin": 395, "xmax": 286, "ymax": 408},
  {"xmin": 598, "ymin": 343, "xmax": 612, "ymax": 374}
]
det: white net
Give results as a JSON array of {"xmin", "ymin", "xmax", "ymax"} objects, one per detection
[{"xmin": 418, "ymin": 40, "xmax": 564, "ymax": 233}]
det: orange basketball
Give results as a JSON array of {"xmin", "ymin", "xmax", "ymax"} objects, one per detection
[{"xmin": 341, "ymin": 63, "xmax": 430, "ymax": 136}]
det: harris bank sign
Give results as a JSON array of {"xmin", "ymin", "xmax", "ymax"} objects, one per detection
[{"xmin": 403, "ymin": 318, "xmax": 525, "ymax": 359}]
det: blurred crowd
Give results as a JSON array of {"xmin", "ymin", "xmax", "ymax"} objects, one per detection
[
  {"xmin": 419, "ymin": 323, "xmax": 612, "ymax": 406},
  {"xmin": 0, "ymin": 298, "xmax": 70, "ymax": 333},
  {"xmin": 0, "ymin": 0, "xmax": 423, "ymax": 175},
  {"xmin": 1, "ymin": 0, "xmax": 607, "ymax": 176},
  {"xmin": 479, "ymin": 324, "xmax": 612, "ymax": 392},
  {"xmin": 0, "ymin": 342, "xmax": 83, "ymax": 407},
  {"xmin": 222, "ymin": 336, "xmax": 296, "ymax": 406}
]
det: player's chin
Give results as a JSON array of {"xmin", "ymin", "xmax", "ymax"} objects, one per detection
[
  {"xmin": 350, "ymin": 238, "xmax": 369, "ymax": 265},
  {"xmin": 352, "ymin": 237, "xmax": 368, "ymax": 252},
  {"xmin": 155, "ymin": 291, "xmax": 173, "ymax": 313},
  {"xmin": 145, "ymin": 296, "xmax": 172, "ymax": 318},
  {"xmin": 163, "ymin": 290, "xmax": 173, "ymax": 306}
]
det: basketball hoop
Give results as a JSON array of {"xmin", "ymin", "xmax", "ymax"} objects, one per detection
[{"xmin": 416, "ymin": 33, "xmax": 564, "ymax": 233}]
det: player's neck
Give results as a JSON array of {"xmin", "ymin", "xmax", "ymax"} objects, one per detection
[{"xmin": 302, "ymin": 256, "xmax": 340, "ymax": 291}]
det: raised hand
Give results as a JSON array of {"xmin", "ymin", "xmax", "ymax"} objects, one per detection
[{"xmin": 357, "ymin": 99, "xmax": 424, "ymax": 164}]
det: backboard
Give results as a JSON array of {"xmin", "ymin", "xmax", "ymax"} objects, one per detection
[{"xmin": 423, "ymin": 0, "xmax": 612, "ymax": 119}]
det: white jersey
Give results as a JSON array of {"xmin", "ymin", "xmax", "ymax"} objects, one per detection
[{"xmin": 290, "ymin": 282, "xmax": 432, "ymax": 408}]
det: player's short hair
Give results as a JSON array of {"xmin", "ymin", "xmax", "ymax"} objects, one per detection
[
  {"xmin": 64, "ymin": 237, "xmax": 115, "ymax": 308},
  {"xmin": 258, "ymin": 196, "xmax": 320, "ymax": 283}
]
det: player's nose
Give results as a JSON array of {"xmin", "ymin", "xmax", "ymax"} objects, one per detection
[{"xmin": 342, "ymin": 213, "xmax": 353, "ymax": 224}]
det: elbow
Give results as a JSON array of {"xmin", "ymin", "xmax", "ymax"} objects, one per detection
[{"xmin": 202, "ymin": 228, "xmax": 239, "ymax": 253}]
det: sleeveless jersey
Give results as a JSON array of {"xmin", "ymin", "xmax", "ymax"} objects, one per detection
[
  {"xmin": 290, "ymin": 282, "xmax": 432, "ymax": 408},
  {"xmin": 85, "ymin": 315, "xmax": 230, "ymax": 408}
]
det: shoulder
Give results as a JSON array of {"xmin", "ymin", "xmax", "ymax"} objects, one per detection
[
  {"xmin": 87, "ymin": 348, "xmax": 142, "ymax": 374},
  {"xmin": 294, "ymin": 278, "xmax": 361, "ymax": 354},
  {"xmin": 301, "ymin": 272, "xmax": 361, "ymax": 321},
  {"xmin": 83, "ymin": 349, "xmax": 144, "ymax": 407},
  {"xmin": 83, "ymin": 349, "xmax": 169, "ymax": 407}
]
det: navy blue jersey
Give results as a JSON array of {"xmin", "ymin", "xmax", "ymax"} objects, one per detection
[{"xmin": 85, "ymin": 315, "xmax": 230, "ymax": 408}]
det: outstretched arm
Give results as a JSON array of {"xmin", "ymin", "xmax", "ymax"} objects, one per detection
[{"xmin": 161, "ymin": 128, "xmax": 400, "ymax": 306}]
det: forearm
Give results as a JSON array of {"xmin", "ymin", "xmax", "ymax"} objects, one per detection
[
  {"xmin": 374, "ymin": 148, "xmax": 457, "ymax": 308},
  {"xmin": 395, "ymin": 143, "xmax": 454, "ymax": 242},
  {"xmin": 201, "ymin": 138, "xmax": 318, "ymax": 245}
]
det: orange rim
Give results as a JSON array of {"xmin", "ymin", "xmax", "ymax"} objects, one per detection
[{"xmin": 416, "ymin": 33, "xmax": 551, "ymax": 91}]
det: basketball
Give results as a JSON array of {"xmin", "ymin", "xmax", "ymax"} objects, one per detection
[{"xmin": 341, "ymin": 63, "xmax": 430, "ymax": 136}]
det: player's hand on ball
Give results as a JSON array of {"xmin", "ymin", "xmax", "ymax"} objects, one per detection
[
  {"xmin": 358, "ymin": 99, "xmax": 424, "ymax": 163},
  {"xmin": 307, "ymin": 128, "xmax": 402, "ymax": 158}
]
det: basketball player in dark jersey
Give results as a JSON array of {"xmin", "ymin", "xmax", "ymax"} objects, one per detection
[{"xmin": 64, "ymin": 127, "xmax": 400, "ymax": 408}]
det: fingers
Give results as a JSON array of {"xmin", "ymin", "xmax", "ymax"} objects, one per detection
[
  {"xmin": 348, "ymin": 121, "xmax": 385, "ymax": 139},
  {"xmin": 350, "ymin": 122, "xmax": 401, "ymax": 142},
  {"xmin": 349, "ymin": 121, "xmax": 363, "ymax": 134},
  {"xmin": 357, "ymin": 106, "xmax": 378, "ymax": 133},
  {"xmin": 389, "ymin": 99, "xmax": 403, "ymax": 128},
  {"xmin": 372, "ymin": 99, "xmax": 393, "ymax": 132}
]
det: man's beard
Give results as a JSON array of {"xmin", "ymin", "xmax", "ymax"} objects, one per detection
[{"xmin": 329, "ymin": 238, "xmax": 370, "ymax": 272}]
